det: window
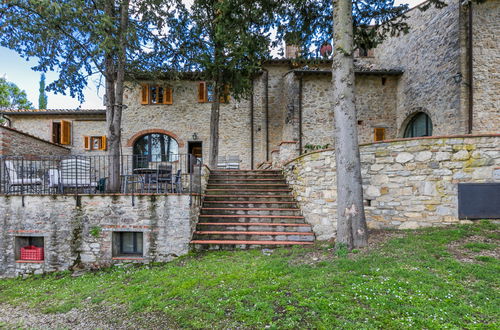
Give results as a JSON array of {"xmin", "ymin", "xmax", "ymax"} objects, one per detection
[
  {"xmin": 84, "ymin": 136, "xmax": 107, "ymax": 151},
  {"xmin": 140, "ymin": 84, "xmax": 173, "ymax": 105},
  {"xmin": 52, "ymin": 120, "xmax": 71, "ymax": 145},
  {"xmin": 15, "ymin": 236, "xmax": 44, "ymax": 261},
  {"xmin": 133, "ymin": 133, "xmax": 179, "ymax": 168},
  {"xmin": 356, "ymin": 46, "xmax": 374, "ymax": 57},
  {"xmin": 403, "ymin": 112, "xmax": 433, "ymax": 138},
  {"xmin": 198, "ymin": 82, "xmax": 229, "ymax": 103},
  {"xmin": 374, "ymin": 127, "xmax": 386, "ymax": 142},
  {"xmin": 113, "ymin": 232, "xmax": 143, "ymax": 257}
]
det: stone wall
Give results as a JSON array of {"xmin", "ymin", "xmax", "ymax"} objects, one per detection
[
  {"xmin": 471, "ymin": 0, "xmax": 500, "ymax": 133},
  {"xmin": 301, "ymin": 73, "xmax": 398, "ymax": 147},
  {"xmin": 0, "ymin": 194, "xmax": 198, "ymax": 278},
  {"xmin": 122, "ymin": 81, "xmax": 254, "ymax": 168},
  {"xmin": 283, "ymin": 135, "xmax": 500, "ymax": 240},
  {"xmin": 0, "ymin": 126, "xmax": 70, "ymax": 156},
  {"xmin": 6, "ymin": 115, "xmax": 107, "ymax": 156},
  {"xmin": 373, "ymin": 0, "xmax": 465, "ymax": 136}
]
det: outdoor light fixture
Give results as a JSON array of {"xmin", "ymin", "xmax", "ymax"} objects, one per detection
[
  {"xmin": 453, "ymin": 72, "xmax": 463, "ymax": 84},
  {"xmin": 192, "ymin": 133, "xmax": 198, "ymax": 140}
]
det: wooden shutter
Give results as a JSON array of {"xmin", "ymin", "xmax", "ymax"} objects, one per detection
[
  {"xmin": 198, "ymin": 82, "xmax": 207, "ymax": 103},
  {"xmin": 84, "ymin": 136, "xmax": 91, "ymax": 150},
  {"xmin": 141, "ymin": 84, "xmax": 149, "ymax": 104},
  {"xmin": 164, "ymin": 87, "xmax": 173, "ymax": 104},
  {"xmin": 220, "ymin": 84, "xmax": 230, "ymax": 103},
  {"xmin": 100, "ymin": 136, "xmax": 107, "ymax": 150},
  {"xmin": 60, "ymin": 120, "xmax": 71, "ymax": 145},
  {"xmin": 374, "ymin": 127, "xmax": 386, "ymax": 142}
]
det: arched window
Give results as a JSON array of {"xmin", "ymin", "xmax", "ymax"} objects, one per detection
[
  {"xmin": 403, "ymin": 112, "xmax": 432, "ymax": 138},
  {"xmin": 133, "ymin": 133, "xmax": 179, "ymax": 167}
]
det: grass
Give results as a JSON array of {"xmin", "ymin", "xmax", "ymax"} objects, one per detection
[
  {"xmin": 0, "ymin": 221, "xmax": 498, "ymax": 328},
  {"xmin": 464, "ymin": 242, "xmax": 496, "ymax": 252}
]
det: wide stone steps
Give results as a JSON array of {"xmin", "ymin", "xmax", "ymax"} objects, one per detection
[
  {"xmin": 201, "ymin": 207, "xmax": 301, "ymax": 216},
  {"xmin": 203, "ymin": 201, "xmax": 298, "ymax": 208},
  {"xmin": 203, "ymin": 195, "xmax": 295, "ymax": 202},
  {"xmin": 205, "ymin": 189, "xmax": 291, "ymax": 195},
  {"xmin": 192, "ymin": 169, "xmax": 314, "ymax": 250},
  {"xmin": 190, "ymin": 240, "xmax": 314, "ymax": 250}
]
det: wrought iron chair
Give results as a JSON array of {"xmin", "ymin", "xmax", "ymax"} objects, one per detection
[{"xmin": 4, "ymin": 160, "xmax": 43, "ymax": 194}]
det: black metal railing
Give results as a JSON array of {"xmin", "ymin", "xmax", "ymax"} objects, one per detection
[{"xmin": 0, "ymin": 154, "xmax": 202, "ymax": 196}]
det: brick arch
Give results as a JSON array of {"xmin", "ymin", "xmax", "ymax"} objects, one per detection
[{"xmin": 127, "ymin": 129, "xmax": 185, "ymax": 148}]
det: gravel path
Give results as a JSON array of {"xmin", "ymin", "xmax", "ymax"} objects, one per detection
[{"xmin": 0, "ymin": 303, "xmax": 174, "ymax": 329}]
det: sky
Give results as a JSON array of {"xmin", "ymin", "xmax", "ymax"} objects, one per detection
[{"xmin": 0, "ymin": 0, "xmax": 423, "ymax": 110}]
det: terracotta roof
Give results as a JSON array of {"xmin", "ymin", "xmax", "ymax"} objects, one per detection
[{"xmin": 0, "ymin": 108, "xmax": 106, "ymax": 115}]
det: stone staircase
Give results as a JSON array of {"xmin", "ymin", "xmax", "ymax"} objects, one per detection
[{"xmin": 191, "ymin": 169, "xmax": 315, "ymax": 249}]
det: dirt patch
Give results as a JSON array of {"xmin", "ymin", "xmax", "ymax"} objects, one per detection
[
  {"xmin": 0, "ymin": 303, "xmax": 176, "ymax": 329},
  {"xmin": 448, "ymin": 234, "xmax": 499, "ymax": 263},
  {"xmin": 288, "ymin": 229, "xmax": 406, "ymax": 266}
]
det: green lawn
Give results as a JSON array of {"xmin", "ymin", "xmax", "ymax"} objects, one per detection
[{"xmin": 1, "ymin": 221, "xmax": 498, "ymax": 329}]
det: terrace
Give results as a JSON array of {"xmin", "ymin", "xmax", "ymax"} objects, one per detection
[{"xmin": 0, "ymin": 154, "xmax": 202, "ymax": 196}]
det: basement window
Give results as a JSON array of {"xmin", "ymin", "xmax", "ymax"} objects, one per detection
[
  {"xmin": 15, "ymin": 236, "xmax": 45, "ymax": 261},
  {"xmin": 113, "ymin": 232, "xmax": 143, "ymax": 257}
]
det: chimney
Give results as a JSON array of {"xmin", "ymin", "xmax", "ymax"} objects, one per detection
[{"xmin": 285, "ymin": 43, "xmax": 300, "ymax": 59}]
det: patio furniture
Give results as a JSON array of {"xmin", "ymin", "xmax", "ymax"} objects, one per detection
[
  {"xmin": 155, "ymin": 164, "xmax": 173, "ymax": 193},
  {"xmin": 122, "ymin": 173, "xmax": 145, "ymax": 193},
  {"xmin": 173, "ymin": 169, "xmax": 183, "ymax": 193},
  {"xmin": 137, "ymin": 165, "xmax": 173, "ymax": 193},
  {"xmin": 226, "ymin": 155, "xmax": 240, "ymax": 169},
  {"xmin": 60, "ymin": 158, "xmax": 98, "ymax": 193},
  {"xmin": 217, "ymin": 155, "xmax": 240, "ymax": 169},
  {"xmin": 217, "ymin": 156, "xmax": 227, "ymax": 169},
  {"xmin": 4, "ymin": 160, "xmax": 42, "ymax": 193}
]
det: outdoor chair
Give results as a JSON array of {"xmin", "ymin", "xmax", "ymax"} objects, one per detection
[
  {"xmin": 226, "ymin": 155, "xmax": 240, "ymax": 169},
  {"xmin": 59, "ymin": 158, "xmax": 98, "ymax": 193},
  {"xmin": 217, "ymin": 156, "xmax": 227, "ymax": 169},
  {"xmin": 122, "ymin": 174, "xmax": 144, "ymax": 193},
  {"xmin": 154, "ymin": 164, "xmax": 173, "ymax": 193},
  {"xmin": 173, "ymin": 169, "xmax": 182, "ymax": 193},
  {"xmin": 143, "ymin": 164, "xmax": 172, "ymax": 193},
  {"xmin": 3, "ymin": 160, "xmax": 42, "ymax": 194}
]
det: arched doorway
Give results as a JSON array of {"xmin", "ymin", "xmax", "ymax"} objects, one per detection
[
  {"xmin": 403, "ymin": 112, "xmax": 433, "ymax": 138},
  {"xmin": 133, "ymin": 133, "xmax": 179, "ymax": 167}
]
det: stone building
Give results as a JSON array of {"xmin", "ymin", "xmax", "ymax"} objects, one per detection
[
  {"xmin": 1, "ymin": 0, "xmax": 497, "ymax": 169},
  {"xmin": 0, "ymin": 0, "xmax": 499, "ymax": 277}
]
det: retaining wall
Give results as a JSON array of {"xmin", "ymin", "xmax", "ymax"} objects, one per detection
[
  {"xmin": 0, "ymin": 194, "xmax": 199, "ymax": 278},
  {"xmin": 283, "ymin": 135, "xmax": 500, "ymax": 240}
]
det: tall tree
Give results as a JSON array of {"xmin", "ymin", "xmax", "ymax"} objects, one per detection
[
  {"xmin": 332, "ymin": 0, "xmax": 367, "ymax": 249},
  {"xmin": 177, "ymin": 0, "xmax": 278, "ymax": 167},
  {"xmin": 38, "ymin": 73, "xmax": 48, "ymax": 109},
  {"xmin": 329, "ymin": 0, "xmax": 449, "ymax": 249},
  {"xmin": 0, "ymin": 77, "xmax": 34, "ymax": 110},
  {"xmin": 0, "ymin": 0, "xmax": 184, "ymax": 191}
]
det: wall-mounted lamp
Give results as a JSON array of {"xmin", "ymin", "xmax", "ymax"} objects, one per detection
[
  {"xmin": 452, "ymin": 72, "xmax": 463, "ymax": 84},
  {"xmin": 192, "ymin": 133, "xmax": 198, "ymax": 141}
]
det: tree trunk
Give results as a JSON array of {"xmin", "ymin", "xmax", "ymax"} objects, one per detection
[
  {"xmin": 209, "ymin": 85, "xmax": 220, "ymax": 168},
  {"xmin": 332, "ymin": 0, "xmax": 368, "ymax": 249},
  {"xmin": 105, "ymin": 0, "xmax": 129, "ymax": 192}
]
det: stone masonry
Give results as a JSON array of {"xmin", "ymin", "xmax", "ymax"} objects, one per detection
[
  {"xmin": 0, "ymin": 194, "xmax": 199, "ymax": 278},
  {"xmin": 0, "ymin": 126, "xmax": 70, "ymax": 156},
  {"xmin": 283, "ymin": 135, "xmax": 500, "ymax": 240}
]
